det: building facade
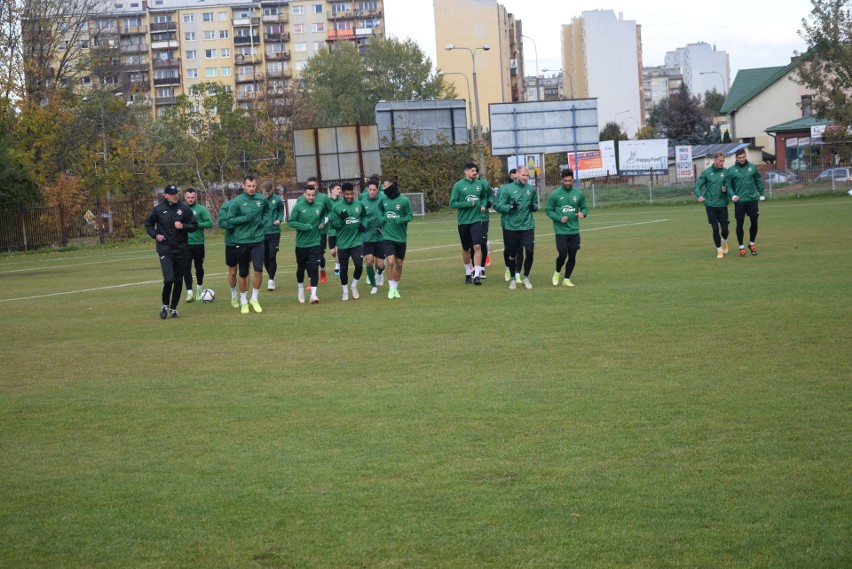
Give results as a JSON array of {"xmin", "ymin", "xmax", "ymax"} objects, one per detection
[
  {"xmin": 664, "ymin": 42, "xmax": 729, "ymax": 98},
  {"xmin": 561, "ymin": 10, "xmax": 644, "ymax": 137},
  {"xmin": 434, "ymin": 0, "xmax": 524, "ymax": 131},
  {"xmin": 524, "ymin": 72, "xmax": 565, "ymax": 102}
]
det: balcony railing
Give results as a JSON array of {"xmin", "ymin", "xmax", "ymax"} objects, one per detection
[
  {"xmin": 120, "ymin": 43, "xmax": 149, "ymax": 54},
  {"xmin": 121, "ymin": 63, "xmax": 149, "ymax": 73},
  {"xmin": 236, "ymin": 91, "xmax": 261, "ymax": 102},
  {"xmin": 120, "ymin": 25, "xmax": 147, "ymax": 35},
  {"xmin": 326, "ymin": 29, "xmax": 355, "ymax": 40},
  {"xmin": 234, "ymin": 54, "xmax": 262, "ymax": 64},
  {"xmin": 234, "ymin": 36, "xmax": 261, "ymax": 45},
  {"xmin": 153, "ymin": 76, "xmax": 181, "ymax": 86},
  {"xmin": 264, "ymin": 32, "xmax": 290, "ymax": 42},
  {"xmin": 150, "ymin": 21, "xmax": 177, "ymax": 32},
  {"xmin": 233, "ymin": 17, "xmax": 261, "ymax": 26},
  {"xmin": 152, "ymin": 57, "xmax": 181, "ymax": 69},
  {"xmin": 265, "ymin": 69, "xmax": 292, "ymax": 79},
  {"xmin": 128, "ymin": 79, "xmax": 151, "ymax": 91},
  {"xmin": 235, "ymin": 72, "xmax": 264, "ymax": 83},
  {"xmin": 151, "ymin": 40, "xmax": 179, "ymax": 50},
  {"xmin": 261, "ymin": 14, "xmax": 289, "ymax": 23},
  {"xmin": 265, "ymin": 51, "xmax": 291, "ymax": 61},
  {"xmin": 155, "ymin": 96, "xmax": 177, "ymax": 105},
  {"xmin": 327, "ymin": 10, "xmax": 355, "ymax": 19}
]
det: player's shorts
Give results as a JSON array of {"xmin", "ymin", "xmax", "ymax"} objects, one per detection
[
  {"xmin": 225, "ymin": 245, "xmax": 239, "ymax": 268},
  {"xmin": 328, "ymin": 235, "xmax": 337, "ymax": 250},
  {"xmin": 705, "ymin": 205, "xmax": 730, "ymax": 226},
  {"xmin": 458, "ymin": 222, "xmax": 485, "ymax": 251},
  {"xmin": 264, "ymin": 233, "xmax": 281, "ymax": 252},
  {"xmin": 556, "ymin": 233, "xmax": 581, "ymax": 253},
  {"xmin": 295, "ymin": 245, "xmax": 323, "ymax": 269},
  {"xmin": 383, "ymin": 240, "xmax": 407, "ymax": 260},
  {"xmin": 363, "ymin": 241, "xmax": 385, "ymax": 259},
  {"xmin": 236, "ymin": 241, "xmax": 264, "ymax": 277},
  {"xmin": 189, "ymin": 244, "xmax": 205, "ymax": 262},
  {"xmin": 734, "ymin": 200, "xmax": 759, "ymax": 220}
]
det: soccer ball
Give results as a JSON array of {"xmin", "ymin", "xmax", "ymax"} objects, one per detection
[{"xmin": 200, "ymin": 288, "xmax": 215, "ymax": 303}]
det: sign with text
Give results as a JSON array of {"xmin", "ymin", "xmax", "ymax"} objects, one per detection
[
  {"xmin": 676, "ymin": 145, "xmax": 694, "ymax": 179},
  {"xmin": 618, "ymin": 139, "xmax": 669, "ymax": 175}
]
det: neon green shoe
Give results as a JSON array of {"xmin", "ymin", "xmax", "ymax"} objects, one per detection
[
  {"xmin": 552, "ymin": 271, "xmax": 560, "ymax": 286},
  {"xmin": 240, "ymin": 302, "xmax": 249, "ymax": 314},
  {"xmin": 249, "ymin": 300, "xmax": 263, "ymax": 313},
  {"xmin": 388, "ymin": 289, "xmax": 395, "ymax": 299},
  {"xmin": 515, "ymin": 274, "xmax": 522, "ymax": 283},
  {"xmin": 504, "ymin": 268, "xmax": 511, "ymax": 282},
  {"xmin": 231, "ymin": 296, "xmax": 240, "ymax": 308},
  {"xmin": 563, "ymin": 279, "xmax": 575, "ymax": 287},
  {"xmin": 393, "ymin": 288, "xmax": 401, "ymax": 298}
]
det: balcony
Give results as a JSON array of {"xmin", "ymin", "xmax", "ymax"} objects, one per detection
[
  {"xmin": 234, "ymin": 35, "xmax": 261, "ymax": 45},
  {"xmin": 234, "ymin": 54, "xmax": 262, "ymax": 64},
  {"xmin": 265, "ymin": 69, "xmax": 292, "ymax": 79},
  {"xmin": 155, "ymin": 96, "xmax": 177, "ymax": 105},
  {"xmin": 120, "ymin": 42, "xmax": 149, "ymax": 54},
  {"xmin": 128, "ymin": 79, "xmax": 151, "ymax": 91},
  {"xmin": 236, "ymin": 91, "xmax": 261, "ymax": 102},
  {"xmin": 153, "ymin": 76, "xmax": 181, "ymax": 86},
  {"xmin": 327, "ymin": 10, "xmax": 355, "ymax": 19},
  {"xmin": 235, "ymin": 72, "xmax": 264, "ymax": 83},
  {"xmin": 122, "ymin": 63, "xmax": 149, "ymax": 73},
  {"xmin": 152, "ymin": 57, "xmax": 181, "ymax": 69},
  {"xmin": 265, "ymin": 51, "xmax": 291, "ymax": 61},
  {"xmin": 151, "ymin": 40, "xmax": 179, "ymax": 50},
  {"xmin": 264, "ymin": 32, "xmax": 290, "ymax": 42},
  {"xmin": 120, "ymin": 25, "xmax": 147, "ymax": 35},
  {"xmin": 93, "ymin": 26, "xmax": 119, "ymax": 36},
  {"xmin": 150, "ymin": 21, "xmax": 177, "ymax": 32},
  {"xmin": 326, "ymin": 29, "xmax": 355, "ymax": 41},
  {"xmin": 233, "ymin": 17, "xmax": 261, "ymax": 27},
  {"xmin": 262, "ymin": 14, "xmax": 288, "ymax": 23}
]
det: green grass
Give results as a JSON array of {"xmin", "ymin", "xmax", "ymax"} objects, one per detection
[{"xmin": 1, "ymin": 195, "xmax": 850, "ymax": 568}]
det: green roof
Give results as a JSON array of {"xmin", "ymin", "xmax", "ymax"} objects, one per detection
[
  {"xmin": 720, "ymin": 62, "xmax": 798, "ymax": 114},
  {"xmin": 765, "ymin": 116, "xmax": 833, "ymax": 133}
]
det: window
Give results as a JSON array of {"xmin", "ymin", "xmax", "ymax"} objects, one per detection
[
  {"xmin": 183, "ymin": 14, "xmax": 195, "ymax": 23},
  {"xmin": 124, "ymin": 17, "xmax": 141, "ymax": 28},
  {"xmin": 263, "ymin": 7, "xmax": 280, "ymax": 16},
  {"xmin": 154, "ymin": 0, "xmax": 163, "ymax": 4},
  {"xmin": 294, "ymin": 42, "xmax": 307, "ymax": 52},
  {"xmin": 312, "ymin": 23, "xmax": 324, "ymax": 32},
  {"xmin": 81, "ymin": 76, "xmax": 92, "ymax": 86},
  {"xmin": 204, "ymin": 30, "xmax": 216, "ymax": 40},
  {"xmin": 186, "ymin": 68, "xmax": 198, "ymax": 78},
  {"xmin": 205, "ymin": 68, "xmax": 217, "ymax": 77},
  {"xmin": 220, "ymin": 48, "xmax": 230, "ymax": 57},
  {"xmin": 313, "ymin": 41, "xmax": 324, "ymax": 51},
  {"xmin": 312, "ymin": 4, "xmax": 323, "ymax": 12},
  {"xmin": 217, "ymin": 11, "xmax": 228, "ymax": 21},
  {"xmin": 293, "ymin": 23, "xmax": 305, "ymax": 33},
  {"xmin": 157, "ymin": 87, "xmax": 174, "ymax": 97},
  {"xmin": 236, "ymin": 46, "xmax": 257, "ymax": 56},
  {"xmin": 184, "ymin": 32, "xmax": 196, "ymax": 41},
  {"xmin": 205, "ymin": 49, "xmax": 216, "ymax": 59},
  {"xmin": 332, "ymin": 3, "xmax": 351, "ymax": 13},
  {"xmin": 219, "ymin": 30, "xmax": 229, "ymax": 39},
  {"xmin": 334, "ymin": 20, "xmax": 353, "ymax": 30},
  {"xmin": 186, "ymin": 50, "xmax": 197, "ymax": 60},
  {"xmin": 291, "ymin": 5, "xmax": 305, "ymax": 15},
  {"xmin": 77, "ymin": 40, "xmax": 89, "ymax": 49},
  {"xmin": 221, "ymin": 67, "xmax": 231, "ymax": 76},
  {"xmin": 152, "ymin": 15, "xmax": 170, "ymax": 23},
  {"xmin": 359, "ymin": 0, "xmax": 377, "ymax": 9},
  {"xmin": 202, "ymin": 12, "xmax": 213, "ymax": 22},
  {"xmin": 801, "ymin": 95, "xmax": 813, "ymax": 117}
]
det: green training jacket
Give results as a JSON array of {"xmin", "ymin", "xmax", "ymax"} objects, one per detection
[
  {"xmin": 545, "ymin": 185, "xmax": 588, "ymax": 235},
  {"xmin": 726, "ymin": 161, "xmax": 765, "ymax": 202},
  {"xmin": 378, "ymin": 194, "xmax": 413, "ymax": 243},
  {"xmin": 228, "ymin": 191, "xmax": 269, "ymax": 244},
  {"xmin": 450, "ymin": 177, "xmax": 490, "ymax": 225},
  {"xmin": 494, "ymin": 180, "xmax": 538, "ymax": 231},
  {"xmin": 330, "ymin": 198, "xmax": 365, "ymax": 249},
  {"xmin": 693, "ymin": 165, "xmax": 730, "ymax": 207},
  {"xmin": 188, "ymin": 202, "xmax": 214, "ymax": 245}
]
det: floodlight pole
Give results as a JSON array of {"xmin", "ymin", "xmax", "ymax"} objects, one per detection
[
  {"xmin": 446, "ymin": 44, "xmax": 490, "ymax": 177},
  {"xmin": 437, "ymin": 71, "xmax": 473, "ymax": 148}
]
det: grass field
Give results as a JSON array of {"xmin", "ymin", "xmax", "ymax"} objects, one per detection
[{"xmin": 1, "ymin": 195, "xmax": 850, "ymax": 568}]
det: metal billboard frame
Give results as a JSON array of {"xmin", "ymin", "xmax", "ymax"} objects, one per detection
[
  {"xmin": 294, "ymin": 124, "xmax": 381, "ymax": 183},
  {"xmin": 375, "ymin": 99, "xmax": 469, "ymax": 148}
]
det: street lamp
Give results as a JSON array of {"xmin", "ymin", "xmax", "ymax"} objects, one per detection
[
  {"xmin": 437, "ymin": 71, "xmax": 473, "ymax": 137},
  {"xmin": 700, "ymin": 71, "xmax": 726, "ymax": 96},
  {"xmin": 445, "ymin": 44, "xmax": 490, "ymax": 174},
  {"xmin": 543, "ymin": 68, "xmax": 573, "ymax": 99}
]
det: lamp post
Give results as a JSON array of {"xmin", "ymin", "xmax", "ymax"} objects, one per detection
[
  {"xmin": 437, "ymin": 71, "xmax": 473, "ymax": 135},
  {"xmin": 445, "ymin": 44, "xmax": 490, "ymax": 175},
  {"xmin": 522, "ymin": 35, "xmax": 540, "ymax": 101},
  {"xmin": 700, "ymin": 71, "xmax": 726, "ymax": 96}
]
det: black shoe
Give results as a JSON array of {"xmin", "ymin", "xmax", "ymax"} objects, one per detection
[
  {"xmin": 169, "ymin": 309, "xmax": 179, "ymax": 318},
  {"xmin": 465, "ymin": 275, "xmax": 472, "ymax": 285},
  {"xmin": 473, "ymin": 276, "xmax": 482, "ymax": 286},
  {"xmin": 159, "ymin": 305, "xmax": 168, "ymax": 319}
]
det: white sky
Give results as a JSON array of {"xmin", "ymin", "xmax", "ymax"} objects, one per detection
[{"xmin": 384, "ymin": 0, "xmax": 812, "ymax": 79}]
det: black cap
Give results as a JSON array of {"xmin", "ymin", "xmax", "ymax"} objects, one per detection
[{"xmin": 163, "ymin": 184, "xmax": 179, "ymax": 195}]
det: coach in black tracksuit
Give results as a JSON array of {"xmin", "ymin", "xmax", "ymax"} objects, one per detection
[{"xmin": 144, "ymin": 184, "xmax": 197, "ymax": 319}]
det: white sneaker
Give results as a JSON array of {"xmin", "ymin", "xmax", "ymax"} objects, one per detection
[
  {"xmin": 523, "ymin": 278, "xmax": 533, "ymax": 289},
  {"xmin": 351, "ymin": 284, "xmax": 359, "ymax": 299},
  {"xmin": 376, "ymin": 274, "xmax": 384, "ymax": 286},
  {"xmin": 342, "ymin": 288, "xmax": 349, "ymax": 301},
  {"xmin": 370, "ymin": 286, "xmax": 378, "ymax": 294},
  {"xmin": 267, "ymin": 278, "xmax": 276, "ymax": 291},
  {"xmin": 297, "ymin": 288, "xmax": 305, "ymax": 304},
  {"xmin": 186, "ymin": 290, "xmax": 194, "ymax": 302},
  {"xmin": 509, "ymin": 280, "xmax": 517, "ymax": 290}
]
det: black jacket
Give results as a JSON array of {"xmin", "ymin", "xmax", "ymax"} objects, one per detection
[{"xmin": 144, "ymin": 200, "xmax": 197, "ymax": 255}]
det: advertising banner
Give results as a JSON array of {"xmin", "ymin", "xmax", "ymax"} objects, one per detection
[
  {"xmin": 618, "ymin": 139, "xmax": 669, "ymax": 175},
  {"xmin": 676, "ymin": 145, "xmax": 693, "ymax": 179}
]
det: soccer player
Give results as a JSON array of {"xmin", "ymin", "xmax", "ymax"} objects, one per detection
[
  {"xmin": 217, "ymin": 189, "xmax": 241, "ymax": 308},
  {"xmin": 182, "ymin": 187, "xmax": 213, "ymax": 303},
  {"xmin": 501, "ymin": 168, "xmax": 524, "ymax": 283},
  {"xmin": 144, "ymin": 184, "xmax": 197, "ymax": 318},
  {"xmin": 308, "ymin": 177, "xmax": 332, "ymax": 285},
  {"xmin": 726, "ymin": 148, "xmax": 765, "ymax": 256},
  {"xmin": 228, "ymin": 176, "xmax": 269, "ymax": 314},
  {"xmin": 326, "ymin": 183, "xmax": 343, "ymax": 277},
  {"xmin": 475, "ymin": 170, "xmax": 494, "ymax": 278},
  {"xmin": 359, "ymin": 177, "xmax": 385, "ymax": 294},
  {"xmin": 694, "ymin": 151, "xmax": 731, "ymax": 258},
  {"xmin": 288, "ymin": 184, "xmax": 328, "ymax": 304},
  {"xmin": 545, "ymin": 168, "xmax": 588, "ymax": 287},
  {"xmin": 261, "ymin": 180, "xmax": 285, "ymax": 289},
  {"xmin": 378, "ymin": 176, "xmax": 413, "ymax": 299},
  {"xmin": 495, "ymin": 166, "xmax": 538, "ymax": 289},
  {"xmin": 331, "ymin": 182, "xmax": 365, "ymax": 300},
  {"xmin": 450, "ymin": 162, "xmax": 490, "ymax": 285}
]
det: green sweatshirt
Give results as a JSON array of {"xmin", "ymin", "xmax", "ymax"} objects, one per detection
[
  {"xmin": 545, "ymin": 185, "xmax": 588, "ymax": 235},
  {"xmin": 228, "ymin": 191, "xmax": 269, "ymax": 244},
  {"xmin": 288, "ymin": 198, "xmax": 329, "ymax": 248},
  {"xmin": 694, "ymin": 165, "xmax": 730, "ymax": 207},
  {"xmin": 478, "ymin": 179, "xmax": 494, "ymax": 222},
  {"xmin": 330, "ymin": 198, "xmax": 365, "ymax": 249},
  {"xmin": 494, "ymin": 180, "xmax": 538, "ymax": 231},
  {"xmin": 378, "ymin": 193, "xmax": 413, "ymax": 243},
  {"xmin": 726, "ymin": 161, "xmax": 765, "ymax": 202},
  {"xmin": 326, "ymin": 195, "xmax": 342, "ymax": 237},
  {"xmin": 217, "ymin": 197, "xmax": 238, "ymax": 246},
  {"xmin": 450, "ymin": 177, "xmax": 490, "ymax": 225},
  {"xmin": 358, "ymin": 192, "xmax": 383, "ymax": 243},
  {"xmin": 188, "ymin": 202, "xmax": 214, "ymax": 245},
  {"xmin": 263, "ymin": 192, "xmax": 286, "ymax": 234},
  {"xmin": 315, "ymin": 192, "xmax": 333, "ymax": 235}
]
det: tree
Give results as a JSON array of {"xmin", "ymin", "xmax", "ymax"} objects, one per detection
[
  {"xmin": 703, "ymin": 89, "xmax": 725, "ymax": 116},
  {"xmin": 364, "ymin": 37, "xmax": 454, "ymax": 102},
  {"xmin": 635, "ymin": 125, "xmax": 657, "ymax": 140},
  {"xmin": 647, "ymin": 83, "xmax": 715, "ymax": 145},
  {"xmin": 599, "ymin": 121, "xmax": 627, "ymax": 142},
  {"xmin": 797, "ymin": 0, "xmax": 852, "ymax": 131}
]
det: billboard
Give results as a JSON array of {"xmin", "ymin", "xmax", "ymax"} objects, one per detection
[
  {"xmin": 565, "ymin": 141, "xmax": 617, "ymax": 179},
  {"xmin": 375, "ymin": 100, "xmax": 468, "ymax": 147},
  {"xmin": 489, "ymin": 99, "xmax": 599, "ymax": 156},
  {"xmin": 676, "ymin": 145, "xmax": 694, "ymax": 179},
  {"xmin": 618, "ymin": 139, "xmax": 669, "ymax": 175},
  {"xmin": 294, "ymin": 124, "xmax": 381, "ymax": 183}
]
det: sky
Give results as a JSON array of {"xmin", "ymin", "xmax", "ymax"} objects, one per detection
[{"xmin": 384, "ymin": 0, "xmax": 814, "ymax": 80}]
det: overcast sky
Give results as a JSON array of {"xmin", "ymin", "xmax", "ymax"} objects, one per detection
[{"xmin": 384, "ymin": 0, "xmax": 813, "ymax": 79}]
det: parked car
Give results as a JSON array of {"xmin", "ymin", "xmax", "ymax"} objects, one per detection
[
  {"xmin": 815, "ymin": 167, "xmax": 852, "ymax": 182},
  {"xmin": 764, "ymin": 170, "xmax": 799, "ymax": 184}
]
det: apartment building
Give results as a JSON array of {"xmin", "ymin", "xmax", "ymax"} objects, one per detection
[
  {"xmin": 37, "ymin": 0, "xmax": 384, "ymax": 114},
  {"xmin": 434, "ymin": 0, "xmax": 524, "ymax": 131}
]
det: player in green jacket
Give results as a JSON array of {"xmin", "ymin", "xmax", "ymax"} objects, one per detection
[
  {"xmin": 378, "ymin": 176, "xmax": 413, "ymax": 299},
  {"xmin": 331, "ymin": 182, "xmax": 365, "ymax": 300},
  {"xmin": 261, "ymin": 181, "xmax": 286, "ymax": 290},
  {"xmin": 217, "ymin": 191, "xmax": 241, "ymax": 308},
  {"xmin": 359, "ymin": 177, "xmax": 385, "ymax": 294},
  {"xmin": 450, "ymin": 161, "xmax": 490, "ymax": 285},
  {"xmin": 494, "ymin": 166, "xmax": 538, "ymax": 289},
  {"xmin": 228, "ymin": 176, "xmax": 269, "ymax": 314},
  {"xmin": 694, "ymin": 152, "xmax": 731, "ymax": 259},
  {"xmin": 726, "ymin": 148, "xmax": 765, "ymax": 256},
  {"xmin": 326, "ymin": 183, "xmax": 343, "ymax": 277},
  {"xmin": 545, "ymin": 169, "xmax": 588, "ymax": 287},
  {"xmin": 288, "ymin": 184, "xmax": 330, "ymax": 304},
  {"xmin": 476, "ymin": 172, "xmax": 494, "ymax": 278},
  {"xmin": 183, "ymin": 187, "xmax": 214, "ymax": 302}
]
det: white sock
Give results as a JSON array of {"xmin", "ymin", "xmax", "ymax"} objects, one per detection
[
  {"xmin": 240, "ymin": 291, "xmax": 247, "ymax": 303},
  {"xmin": 390, "ymin": 280, "xmax": 398, "ymax": 289},
  {"xmin": 351, "ymin": 279, "xmax": 359, "ymax": 288},
  {"xmin": 251, "ymin": 288, "xmax": 259, "ymax": 302},
  {"xmin": 749, "ymin": 241, "xmax": 755, "ymax": 246},
  {"xmin": 474, "ymin": 265, "xmax": 482, "ymax": 277},
  {"xmin": 310, "ymin": 288, "xmax": 318, "ymax": 299},
  {"xmin": 298, "ymin": 283, "xmax": 304, "ymax": 291},
  {"xmin": 230, "ymin": 287, "xmax": 238, "ymax": 298},
  {"xmin": 464, "ymin": 263, "xmax": 472, "ymax": 275},
  {"xmin": 739, "ymin": 245, "xmax": 745, "ymax": 249},
  {"xmin": 334, "ymin": 263, "xmax": 340, "ymax": 270}
]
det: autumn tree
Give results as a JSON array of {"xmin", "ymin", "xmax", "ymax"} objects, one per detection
[
  {"xmin": 703, "ymin": 89, "xmax": 725, "ymax": 116},
  {"xmin": 647, "ymin": 83, "xmax": 715, "ymax": 145}
]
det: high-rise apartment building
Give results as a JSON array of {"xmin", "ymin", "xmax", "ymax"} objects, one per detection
[
  {"xmin": 562, "ymin": 10, "xmax": 644, "ymax": 137},
  {"xmin": 664, "ymin": 42, "xmax": 730, "ymax": 97},
  {"xmin": 29, "ymin": 0, "xmax": 385, "ymax": 114},
  {"xmin": 434, "ymin": 0, "xmax": 524, "ymax": 131}
]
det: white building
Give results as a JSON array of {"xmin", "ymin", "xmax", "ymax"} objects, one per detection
[{"xmin": 664, "ymin": 42, "xmax": 730, "ymax": 97}]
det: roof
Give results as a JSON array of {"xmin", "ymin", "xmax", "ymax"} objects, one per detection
[
  {"xmin": 765, "ymin": 116, "xmax": 834, "ymax": 133},
  {"xmin": 667, "ymin": 142, "xmax": 751, "ymax": 160},
  {"xmin": 720, "ymin": 62, "xmax": 798, "ymax": 114}
]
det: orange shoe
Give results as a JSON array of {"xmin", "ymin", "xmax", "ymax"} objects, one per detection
[
  {"xmin": 485, "ymin": 253, "xmax": 491, "ymax": 267},
  {"xmin": 320, "ymin": 268, "xmax": 327, "ymax": 283},
  {"xmin": 748, "ymin": 244, "xmax": 758, "ymax": 256},
  {"xmin": 739, "ymin": 248, "xmax": 747, "ymax": 257}
]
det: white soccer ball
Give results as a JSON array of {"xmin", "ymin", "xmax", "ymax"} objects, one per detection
[{"xmin": 200, "ymin": 288, "xmax": 216, "ymax": 303}]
